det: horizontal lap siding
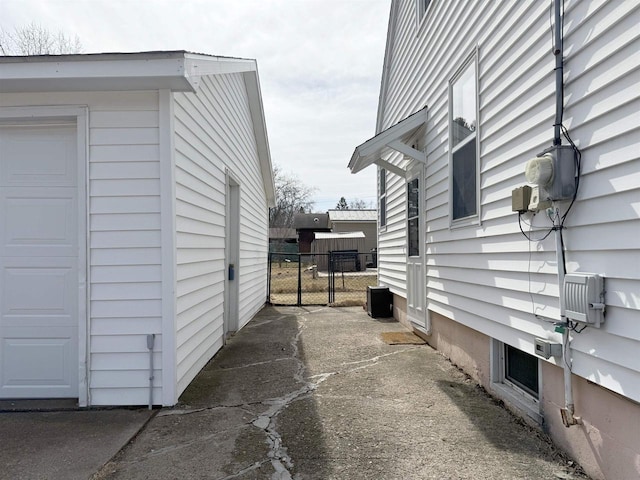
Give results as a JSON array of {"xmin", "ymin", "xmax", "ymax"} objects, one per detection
[
  {"xmin": 87, "ymin": 93, "xmax": 163, "ymax": 406},
  {"xmin": 174, "ymin": 73, "xmax": 268, "ymax": 396},
  {"xmin": 381, "ymin": 0, "xmax": 640, "ymax": 401}
]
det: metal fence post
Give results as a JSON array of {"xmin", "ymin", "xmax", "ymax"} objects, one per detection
[
  {"xmin": 328, "ymin": 252, "xmax": 332, "ymax": 304},
  {"xmin": 267, "ymin": 251, "xmax": 272, "ymax": 303},
  {"xmin": 297, "ymin": 253, "xmax": 302, "ymax": 306}
]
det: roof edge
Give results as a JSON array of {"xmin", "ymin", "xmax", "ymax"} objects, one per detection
[{"xmin": 0, "ymin": 51, "xmax": 259, "ymax": 94}]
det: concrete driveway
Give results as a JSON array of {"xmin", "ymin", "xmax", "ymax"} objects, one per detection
[
  {"xmin": 92, "ymin": 306, "xmax": 587, "ymax": 480},
  {"xmin": 0, "ymin": 406, "xmax": 152, "ymax": 480}
]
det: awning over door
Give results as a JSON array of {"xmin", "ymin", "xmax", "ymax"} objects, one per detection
[{"xmin": 348, "ymin": 107, "xmax": 427, "ymax": 176}]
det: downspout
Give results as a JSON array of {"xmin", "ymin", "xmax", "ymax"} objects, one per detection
[
  {"xmin": 553, "ymin": 0, "xmax": 563, "ymax": 147},
  {"xmin": 552, "ymin": 0, "xmax": 580, "ymax": 427},
  {"xmin": 555, "ymin": 215, "xmax": 579, "ymax": 426},
  {"xmin": 147, "ymin": 334, "xmax": 155, "ymax": 410}
]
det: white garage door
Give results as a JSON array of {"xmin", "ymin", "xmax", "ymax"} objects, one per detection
[{"xmin": 0, "ymin": 124, "xmax": 79, "ymax": 398}]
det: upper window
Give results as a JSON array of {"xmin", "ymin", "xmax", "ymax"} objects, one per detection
[
  {"xmin": 450, "ymin": 55, "xmax": 478, "ymax": 222},
  {"xmin": 379, "ymin": 168, "xmax": 387, "ymax": 228}
]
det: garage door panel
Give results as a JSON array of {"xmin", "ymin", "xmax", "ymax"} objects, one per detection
[
  {"xmin": 1, "ymin": 262, "xmax": 76, "ymax": 326},
  {"xmin": 1, "ymin": 329, "xmax": 77, "ymax": 394},
  {"xmin": 1, "ymin": 188, "xmax": 77, "ymax": 257},
  {"xmin": 0, "ymin": 126, "xmax": 76, "ymax": 186}
]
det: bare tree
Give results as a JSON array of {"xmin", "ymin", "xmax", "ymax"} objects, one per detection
[
  {"xmin": 0, "ymin": 23, "xmax": 82, "ymax": 56},
  {"xmin": 349, "ymin": 198, "xmax": 373, "ymax": 209},
  {"xmin": 334, "ymin": 197, "xmax": 373, "ymax": 209},
  {"xmin": 269, "ymin": 164, "xmax": 316, "ymax": 231}
]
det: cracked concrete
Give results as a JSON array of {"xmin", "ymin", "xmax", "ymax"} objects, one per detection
[{"xmin": 93, "ymin": 306, "xmax": 587, "ymax": 480}]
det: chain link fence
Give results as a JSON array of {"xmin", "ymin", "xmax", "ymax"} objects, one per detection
[{"xmin": 268, "ymin": 252, "xmax": 378, "ymax": 306}]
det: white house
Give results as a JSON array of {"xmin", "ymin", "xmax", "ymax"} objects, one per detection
[
  {"xmin": 349, "ymin": 2, "xmax": 639, "ymax": 479},
  {"xmin": 0, "ymin": 51, "xmax": 275, "ymax": 407}
]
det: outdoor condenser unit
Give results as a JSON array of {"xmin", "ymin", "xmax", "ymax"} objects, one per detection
[
  {"xmin": 563, "ymin": 273, "xmax": 605, "ymax": 328},
  {"xmin": 367, "ymin": 286, "xmax": 392, "ymax": 318}
]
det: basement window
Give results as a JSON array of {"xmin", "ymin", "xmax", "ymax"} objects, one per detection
[
  {"xmin": 491, "ymin": 340, "xmax": 541, "ymax": 424},
  {"xmin": 504, "ymin": 344, "xmax": 539, "ymax": 398}
]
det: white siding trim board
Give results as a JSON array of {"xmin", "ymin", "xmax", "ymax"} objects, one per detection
[{"xmin": 159, "ymin": 89, "xmax": 178, "ymax": 406}]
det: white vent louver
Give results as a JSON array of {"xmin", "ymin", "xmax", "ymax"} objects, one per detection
[{"xmin": 563, "ymin": 273, "xmax": 605, "ymax": 328}]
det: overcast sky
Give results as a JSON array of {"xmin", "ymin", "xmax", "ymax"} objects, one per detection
[{"xmin": 1, "ymin": 0, "xmax": 391, "ymax": 212}]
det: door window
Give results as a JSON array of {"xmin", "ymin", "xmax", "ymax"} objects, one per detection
[{"xmin": 407, "ymin": 177, "xmax": 419, "ymax": 257}]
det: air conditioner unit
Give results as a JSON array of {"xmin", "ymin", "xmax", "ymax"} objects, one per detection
[
  {"xmin": 563, "ymin": 273, "xmax": 605, "ymax": 328},
  {"xmin": 367, "ymin": 286, "xmax": 392, "ymax": 318}
]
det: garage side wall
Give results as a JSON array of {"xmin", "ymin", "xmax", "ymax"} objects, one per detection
[
  {"xmin": 173, "ymin": 73, "xmax": 269, "ymax": 396},
  {"xmin": 0, "ymin": 91, "xmax": 164, "ymax": 406}
]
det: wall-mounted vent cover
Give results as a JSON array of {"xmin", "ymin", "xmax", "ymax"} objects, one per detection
[{"xmin": 563, "ymin": 273, "xmax": 605, "ymax": 328}]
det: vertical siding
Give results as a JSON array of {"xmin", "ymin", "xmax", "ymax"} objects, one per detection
[
  {"xmin": 0, "ymin": 91, "xmax": 164, "ymax": 406},
  {"xmin": 378, "ymin": 0, "xmax": 640, "ymax": 402},
  {"xmin": 173, "ymin": 73, "xmax": 269, "ymax": 395}
]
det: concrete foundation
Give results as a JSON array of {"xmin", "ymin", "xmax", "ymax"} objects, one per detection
[{"xmin": 390, "ymin": 293, "xmax": 640, "ymax": 480}]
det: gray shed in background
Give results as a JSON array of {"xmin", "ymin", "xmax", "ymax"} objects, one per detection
[
  {"xmin": 328, "ymin": 209, "xmax": 377, "ymax": 254},
  {"xmin": 311, "ymin": 231, "xmax": 366, "ymax": 271}
]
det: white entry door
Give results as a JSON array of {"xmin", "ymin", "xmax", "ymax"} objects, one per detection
[
  {"xmin": 0, "ymin": 124, "xmax": 79, "ymax": 398},
  {"xmin": 406, "ymin": 164, "xmax": 426, "ymax": 331}
]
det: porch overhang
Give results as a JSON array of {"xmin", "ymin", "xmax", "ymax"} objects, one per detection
[{"xmin": 348, "ymin": 107, "xmax": 427, "ymax": 176}]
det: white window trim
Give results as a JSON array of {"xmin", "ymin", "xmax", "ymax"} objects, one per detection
[
  {"xmin": 448, "ymin": 49, "xmax": 481, "ymax": 229},
  {"xmin": 490, "ymin": 339, "xmax": 542, "ymax": 425}
]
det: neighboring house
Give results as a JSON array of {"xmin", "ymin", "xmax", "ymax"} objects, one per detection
[
  {"xmin": 293, "ymin": 212, "xmax": 330, "ymax": 253},
  {"xmin": 327, "ymin": 209, "xmax": 377, "ymax": 254},
  {"xmin": 0, "ymin": 51, "xmax": 275, "ymax": 407},
  {"xmin": 349, "ymin": 2, "xmax": 639, "ymax": 479}
]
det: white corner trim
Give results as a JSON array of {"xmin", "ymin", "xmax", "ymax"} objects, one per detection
[
  {"xmin": 77, "ymin": 107, "xmax": 89, "ymax": 408},
  {"xmin": 159, "ymin": 89, "xmax": 178, "ymax": 406}
]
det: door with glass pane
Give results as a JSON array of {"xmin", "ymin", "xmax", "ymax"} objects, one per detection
[{"xmin": 406, "ymin": 163, "xmax": 426, "ymax": 330}]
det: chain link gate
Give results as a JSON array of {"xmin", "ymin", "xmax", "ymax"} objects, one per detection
[{"xmin": 268, "ymin": 252, "xmax": 377, "ymax": 306}]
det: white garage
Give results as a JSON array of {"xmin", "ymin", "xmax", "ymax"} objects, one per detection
[{"xmin": 0, "ymin": 51, "xmax": 275, "ymax": 406}]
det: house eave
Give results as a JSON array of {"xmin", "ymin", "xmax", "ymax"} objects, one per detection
[{"xmin": 0, "ymin": 51, "xmax": 258, "ymax": 94}]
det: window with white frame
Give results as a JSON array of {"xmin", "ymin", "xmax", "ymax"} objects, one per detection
[
  {"xmin": 450, "ymin": 55, "xmax": 478, "ymax": 222},
  {"xmin": 379, "ymin": 168, "xmax": 387, "ymax": 228}
]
